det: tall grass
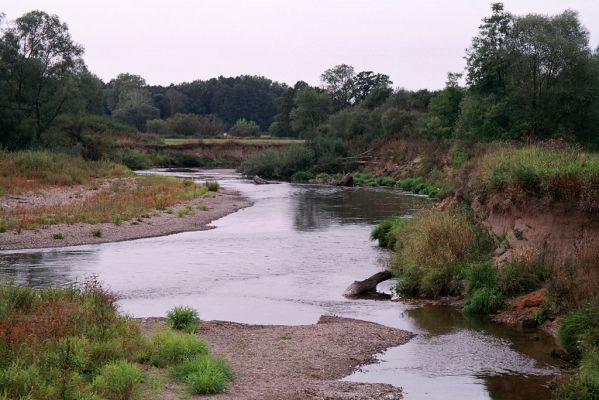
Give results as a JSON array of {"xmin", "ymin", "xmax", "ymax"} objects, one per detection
[
  {"xmin": 1, "ymin": 176, "xmax": 211, "ymax": 231},
  {"xmin": 475, "ymin": 145, "xmax": 599, "ymax": 208},
  {"xmin": 0, "ymin": 150, "xmax": 130, "ymax": 195},
  {"xmin": 237, "ymin": 145, "xmax": 315, "ymax": 179},
  {"xmin": 388, "ymin": 208, "xmax": 494, "ymax": 298},
  {"xmin": 0, "ymin": 281, "xmax": 234, "ymax": 398}
]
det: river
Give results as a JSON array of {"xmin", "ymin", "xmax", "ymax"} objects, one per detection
[{"xmin": 0, "ymin": 169, "xmax": 562, "ymax": 399}]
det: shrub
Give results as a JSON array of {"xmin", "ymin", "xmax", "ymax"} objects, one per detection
[
  {"xmin": 390, "ymin": 208, "xmax": 493, "ymax": 298},
  {"xmin": 92, "ymin": 360, "xmax": 144, "ymax": 400},
  {"xmin": 52, "ymin": 232, "xmax": 64, "ymax": 240},
  {"xmin": 238, "ymin": 145, "xmax": 315, "ymax": 179},
  {"xmin": 167, "ymin": 306, "xmax": 199, "ymax": 333},
  {"xmin": 557, "ymin": 349, "xmax": 599, "ymax": 399},
  {"xmin": 112, "ymin": 215, "xmax": 123, "ymax": 226},
  {"xmin": 498, "ymin": 259, "xmax": 549, "ymax": 297},
  {"xmin": 291, "ymin": 171, "xmax": 314, "ymax": 181},
  {"xmin": 463, "ymin": 287, "xmax": 505, "ymax": 315},
  {"xmin": 462, "ymin": 261, "xmax": 497, "ymax": 296},
  {"xmin": 148, "ymin": 331, "xmax": 207, "ymax": 368},
  {"xmin": 171, "ymin": 355, "xmax": 234, "ymax": 395},
  {"xmin": 110, "ymin": 149, "xmax": 152, "ymax": 170},
  {"xmin": 91, "ymin": 228, "xmax": 103, "ymax": 238},
  {"xmin": 370, "ymin": 218, "xmax": 405, "ymax": 249},
  {"xmin": 559, "ymin": 302, "xmax": 599, "ymax": 356},
  {"xmin": 205, "ymin": 181, "xmax": 219, "ymax": 192},
  {"xmin": 229, "ymin": 118, "xmax": 260, "ymax": 137}
]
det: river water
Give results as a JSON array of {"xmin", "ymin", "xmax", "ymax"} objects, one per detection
[{"xmin": 0, "ymin": 169, "xmax": 562, "ymax": 399}]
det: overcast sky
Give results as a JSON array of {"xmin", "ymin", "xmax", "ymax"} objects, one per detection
[{"xmin": 3, "ymin": 1, "xmax": 599, "ymax": 90}]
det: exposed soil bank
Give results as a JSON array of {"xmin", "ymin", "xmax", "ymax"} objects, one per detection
[
  {"xmin": 0, "ymin": 189, "xmax": 251, "ymax": 250},
  {"xmin": 139, "ymin": 316, "xmax": 414, "ymax": 400}
]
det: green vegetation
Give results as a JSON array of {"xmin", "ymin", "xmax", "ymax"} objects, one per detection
[
  {"xmin": 0, "ymin": 279, "xmax": 235, "ymax": 399},
  {"xmin": 371, "ymin": 209, "xmax": 550, "ymax": 314},
  {"xmin": 91, "ymin": 228, "xmax": 103, "ymax": 238},
  {"xmin": 370, "ymin": 217, "xmax": 405, "ymax": 249},
  {"xmin": 475, "ymin": 146, "xmax": 599, "ymax": 207},
  {"xmin": 205, "ymin": 180, "xmax": 220, "ymax": 192},
  {"xmin": 230, "ymin": 118, "xmax": 261, "ymax": 137},
  {"xmin": 557, "ymin": 302, "xmax": 599, "ymax": 399},
  {"xmin": 167, "ymin": 306, "xmax": 200, "ymax": 333},
  {"xmin": 0, "ymin": 150, "xmax": 129, "ymax": 195},
  {"xmin": 52, "ymin": 232, "xmax": 64, "ymax": 240},
  {"xmin": 238, "ymin": 145, "xmax": 315, "ymax": 179}
]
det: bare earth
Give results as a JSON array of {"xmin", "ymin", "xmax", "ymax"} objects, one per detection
[
  {"xmin": 140, "ymin": 316, "xmax": 413, "ymax": 400},
  {"xmin": 0, "ymin": 188, "xmax": 251, "ymax": 250}
]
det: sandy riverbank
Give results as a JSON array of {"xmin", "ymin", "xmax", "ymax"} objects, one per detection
[
  {"xmin": 139, "ymin": 316, "xmax": 413, "ymax": 400},
  {"xmin": 0, "ymin": 188, "xmax": 251, "ymax": 251}
]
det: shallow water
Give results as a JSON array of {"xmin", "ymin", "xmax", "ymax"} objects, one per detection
[{"xmin": 0, "ymin": 169, "xmax": 562, "ymax": 399}]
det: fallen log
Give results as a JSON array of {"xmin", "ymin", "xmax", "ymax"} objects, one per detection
[
  {"xmin": 337, "ymin": 173, "xmax": 354, "ymax": 187},
  {"xmin": 343, "ymin": 270, "xmax": 394, "ymax": 298},
  {"xmin": 253, "ymin": 175, "xmax": 270, "ymax": 184}
]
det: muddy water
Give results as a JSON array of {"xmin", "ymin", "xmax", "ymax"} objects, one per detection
[{"xmin": 0, "ymin": 169, "xmax": 562, "ymax": 399}]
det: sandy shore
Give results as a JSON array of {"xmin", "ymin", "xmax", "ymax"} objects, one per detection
[
  {"xmin": 0, "ymin": 188, "xmax": 252, "ymax": 251},
  {"xmin": 140, "ymin": 316, "xmax": 413, "ymax": 400}
]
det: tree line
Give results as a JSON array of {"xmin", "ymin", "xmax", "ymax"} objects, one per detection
[{"xmin": 1, "ymin": 3, "xmax": 599, "ymax": 157}]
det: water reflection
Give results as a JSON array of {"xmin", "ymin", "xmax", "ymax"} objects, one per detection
[{"xmin": 0, "ymin": 169, "xmax": 561, "ymax": 400}]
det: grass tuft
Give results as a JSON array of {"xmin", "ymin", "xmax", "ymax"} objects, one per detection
[{"xmin": 166, "ymin": 306, "xmax": 199, "ymax": 333}]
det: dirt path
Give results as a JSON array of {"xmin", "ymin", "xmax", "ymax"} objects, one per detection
[
  {"xmin": 140, "ymin": 316, "xmax": 413, "ymax": 400},
  {"xmin": 0, "ymin": 189, "xmax": 251, "ymax": 250}
]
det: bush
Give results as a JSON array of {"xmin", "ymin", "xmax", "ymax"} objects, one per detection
[
  {"xmin": 52, "ymin": 232, "xmax": 64, "ymax": 240},
  {"xmin": 390, "ymin": 208, "xmax": 494, "ymax": 298},
  {"xmin": 167, "ymin": 306, "xmax": 199, "ymax": 333},
  {"xmin": 498, "ymin": 259, "xmax": 549, "ymax": 297},
  {"xmin": 476, "ymin": 146, "xmax": 599, "ymax": 207},
  {"xmin": 229, "ymin": 118, "xmax": 260, "ymax": 137},
  {"xmin": 557, "ymin": 349, "xmax": 599, "ymax": 399},
  {"xmin": 91, "ymin": 228, "xmax": 103, "ymax": 238},
  {"xmin": 291, "ymin": 171, "xmax": 314, "ymax": 181},
  {"xmin": 370, "ymin": 218, "xmax": 405, "ymax": 249},
  {"xmin": 148, "ymin": 331, "xmax": 207, "ymax": 368},
  {"xmin": 171, "ymin": 355, "xmax": 234, "ymax": 395},
  {"xmin": 462, "ymin": 261, "xmax": 497, "ymax": 296},
  {"xmin": 238, "ymin": 145, "xmax": 315, "ymax": 179},
  {"xmin": 110, "ymin": 149, "xmax": 152, "ymax": 170},
  {"xmin": 205, "ymin": 181, "xmax": 219, "ymax": 192},
  {"xmin": 463, "ymin": 287, "xmax": 505, "ymax": 315},
  {"xmin": 559, "ymin": 302, "xmax": 599, "ymax": 356},
  {"xmin": 92, "ymin": 361, "xmax": 144, "ymax": 400}
]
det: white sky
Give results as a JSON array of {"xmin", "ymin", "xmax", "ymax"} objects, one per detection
[{"xmin": 3, "ymin": 0, "xmax": 598, "ymax": 90}]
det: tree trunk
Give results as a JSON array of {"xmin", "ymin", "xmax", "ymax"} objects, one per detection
[{"xmin": 343, "ymin": 271, "xmax": 393, "ymax": 297}]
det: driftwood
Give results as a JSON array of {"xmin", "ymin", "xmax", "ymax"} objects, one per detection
[
  {"xmin": 337, "ymin": 173, "xmax": 354, "ymax": 187},
  {"xmin": 343, "ymin": 271, "xmax": 393, "ymax": 298},
  {"xmin": 253, "ymin": 176, "xmax": 270, "ymax": 184}
]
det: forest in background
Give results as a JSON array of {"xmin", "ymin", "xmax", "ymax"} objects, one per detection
[{"xmin": 1, "ymin": 3, "xmax": 598, "ymax": 168}]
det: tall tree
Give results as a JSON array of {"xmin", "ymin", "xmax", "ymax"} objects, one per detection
[
  {"xmin": 321, "ymin": 64, "xmax": 355, "ymax": 110},
  {"xmin": 0, "ymin": 10, "xmax": 85, "ymax": 145},
  {"xmin": 290, "ymin": 87, "xmax": 331, "ymax": 137}
]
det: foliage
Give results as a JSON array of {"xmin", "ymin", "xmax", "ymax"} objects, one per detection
[
  {"xmin": 0, "ymin": 150, "xmax": 129, "ymax": 195},
  {"xmin": 0, "ymin": 279, "xmax": 147, "ymax": 399},
  {"xmin": 166, "ymin": 307, "xmax": 199, "ymax": 333},
  {"xmin": 229, "ymin": 118, "xmax": 261, "ymax": 137},
  {"xmin": 370, "ymin": 217, "xmax": 406, "ymax": 249},
  {"xmin": 147, "ymin": 113, "xmax": 223, "ymax": 137},
  {"xmin": 148, "ymin": 330, "xmax": 207, "ymax": 368},
  {"xmin": 1, "ymin": 174, "xmax": 211, "ymax": 231},
  {"xmin": 238, "ymin": 145, "xmax": 315, "ymax": 179},
  {"xmin": 475, "ymin": 145, "xmax": 599, "ymax": 208},
  {"xmin": 205, "ymin": 181, "xmax": 220, "ymax": 192},
  {"xmin": 171, "ymin": 355, "xmax": 234, "ymax": 395},
  {"xmin": 92, "ymin": 361, "xmax": 144, "ymax": 400},
  {"xmin": 389, "ymin": 208, "xmax": 494, "ymax": 298},
  {"xmin": 559, "ymin": 302, "xmax": 599, "ymax": 356},
  {"xmin": 463, "ymin": 287, "xmax": 505, "ymax": 315}
]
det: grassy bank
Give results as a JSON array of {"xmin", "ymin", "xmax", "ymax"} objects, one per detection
[
  {"xmin": 0, "ymin": 150, "xmax": 130, "ymax": 195},
  {"xmin": 0, "ymin": 280, "xmax": 233, "ymax": 399},
  {"xmin": 0, "ymin": 151, "xmax": 218, "ymax": 232}
]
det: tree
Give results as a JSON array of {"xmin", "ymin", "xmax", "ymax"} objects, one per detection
[
  {"xmin": 106, "ymin": 73, "xmax": 159, "ymax": 131},
  {"xmin": 229, "ymin": 118, "xmax": 260, "ymax": 136},
  {"xmin": 352, "ymin": 71, "xmax": 393, "ymax": 104},
  {"xmin": 290, "ymin": 87, "xmax": 332, "ymax": 137},
  {"xmin": 426, "ymin": 73, "xmax": 465, "ymax": 137},
  {"xmin": 321, "ymin": 64, "xmax": 355, "ymax": 110},
  {"xmin": 0, "ymin": 10, "xmax": 85, "ymax": 146}
]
